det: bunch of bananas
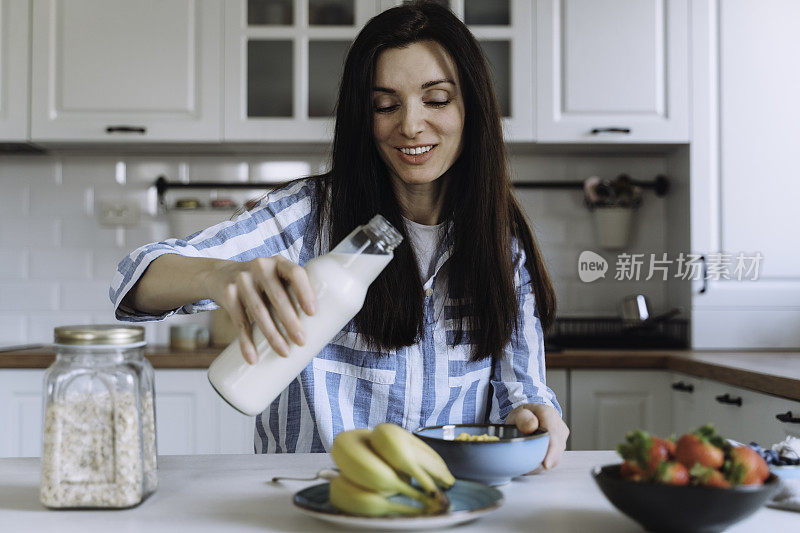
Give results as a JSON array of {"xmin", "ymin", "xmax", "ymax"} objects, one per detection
[{"xmin": 328, "ymin": 423, "xmax": 455, "ymax": 517}]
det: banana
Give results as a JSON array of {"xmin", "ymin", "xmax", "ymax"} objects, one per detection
[
  {"xmin": 328, "ymin": 475, "xmax": 424, "ymax": 517},
  {"xmin": 368, "ymin": 423, "xmax": 453, "ymax": 506},
  {"xmin": 331, "ymin": 428, "xmax": 427, "ymax": 502},
  {"xmin": 408, "ymin": 434, "xmax": 456, "ymax": 489}
]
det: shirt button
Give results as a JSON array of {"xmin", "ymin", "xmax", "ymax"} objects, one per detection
[{"xmin": 425, "ymin": 288, "xmax": 434, "ymax": 298}]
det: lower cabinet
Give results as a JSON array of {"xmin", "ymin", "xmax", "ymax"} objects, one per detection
[
  {"xmin": 569, "ymin": 370, "xmax": 672, "ymax": 451},
  {"xmin": 155, "ymin": 370, "xmax": 255, "ymax": 455},
  {"xmin": 0, "ymin": 369, "xmax": 255, "ymax": 458},
  {"xmin": 3, "ymin": 367, "xmax": 798, "ymax": 457},
  {"xmin": 670, "ymin": 372, "xmax": 800, "ymax": 446},
  {"xmin": 547, "ymin": 369, "xmax": 569, "ymax": 426},
  {"xmin": 0, "ymin": 370, "xmax": 45, "ymax": 458}
]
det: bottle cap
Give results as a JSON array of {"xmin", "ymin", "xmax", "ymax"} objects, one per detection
[{"xmin": 365, "ymin": 215, "xmax": 403, "ymax": 252}]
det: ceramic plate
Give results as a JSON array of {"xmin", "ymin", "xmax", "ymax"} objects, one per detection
[{"xmin": 292, "ymin": 479, "xmax": 504, "ymax": 530}]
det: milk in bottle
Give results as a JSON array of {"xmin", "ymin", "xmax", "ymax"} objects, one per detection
[{"xmin": 207, "ymin": 215, "xmax": 403, "ymax": 416}]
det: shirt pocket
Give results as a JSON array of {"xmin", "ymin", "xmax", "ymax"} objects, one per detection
[
  {"xmin": 447, "ymin": 343, "xmax": 492, "ymax": 388},
  {"xmin": 443, "ymin": 297, "xmax": 492, "ymax": 387},
  {"xmin": 313, "ymin": 323, "xmax": 397, "ymax": 385}
]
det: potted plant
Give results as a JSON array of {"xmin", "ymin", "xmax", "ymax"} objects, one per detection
[{"xmin": 583, "ymin": 174, "xmax": 643, "ymax": 250}]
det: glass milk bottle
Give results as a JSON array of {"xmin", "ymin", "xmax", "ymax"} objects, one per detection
[{"xmin": 208, "ymin": 214, "xmax": 403, "ymax": 416}]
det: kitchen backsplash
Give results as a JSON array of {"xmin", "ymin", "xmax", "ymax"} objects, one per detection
[{"xmin": 0, "ymin": 151, "xmax": 672, "ymax": 345}]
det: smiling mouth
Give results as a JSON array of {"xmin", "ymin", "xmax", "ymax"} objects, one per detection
[
  {"xmin": 394, "ymin": 144, "xmax": 438, "ymax": 165},
  {"xmin": 396, "ymin": 144, "xmax": 437, "ymax": 155}
]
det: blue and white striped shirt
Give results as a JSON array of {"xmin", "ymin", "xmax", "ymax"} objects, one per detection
[{"xmin": 110, "ymin": 178, "xmax": 560, "ymax": 453}]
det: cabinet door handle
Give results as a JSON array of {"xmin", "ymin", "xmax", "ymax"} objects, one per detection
[
  {"xmin": 715, "ymin": 393, "xmax": 742, "ymax": 406},
  {"xmin": 590, "ymin": 127, "xmax": 631, "ymax": 135},
  {"xmin": 106, "ymin": 126, "xmax": 147, "ymax": 134},
  {"xmin": 671, "ymin": 381, "xmax": 694, "ymax": 393},
  {"xmin": 699, "ymin": 255, "xmax": 708, "ymax": 294},
  {"xmin": 776, "ymin": 411, "xmax": 800, "ymax": 423}
]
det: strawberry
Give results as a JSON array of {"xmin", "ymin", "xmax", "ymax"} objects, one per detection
[
  {"xmin": 617, "ymin": 430, "xmax": 671, "ymax": 476},
  {"xmin": 675, "ymin": 425, "xmax": 726, "ymax": 470},
  {"xmin": 655, "ymin": 461, "xmax": 690, "ymax": 485},
  {"xmin": 689, "ymin": 463, "xmax": 731, "ymax": 488},
  {"xmin": 726, "ymin": 446, "xmax": 770, "ymax": 486},
  {"xmin": 661, "ymin": 437, "xmax": 677, "ymax": 458},
  {"xmin": 620, "ymin": 460, "xmax": 646, "ymax": 481}
]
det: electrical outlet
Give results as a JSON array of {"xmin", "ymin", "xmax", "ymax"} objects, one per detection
[{"xmin": 99, "ymin": 199, "xmax": 140, "ymax": 227}]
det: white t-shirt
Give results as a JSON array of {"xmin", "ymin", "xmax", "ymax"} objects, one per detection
[{"xmin": 403, "ymin": 216, "xmax": 448, "ymax": 282}]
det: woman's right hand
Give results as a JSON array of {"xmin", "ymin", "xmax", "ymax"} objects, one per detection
[{"xmin": 202, "ymin": 256, "xmax": 317, "ymax": 364}]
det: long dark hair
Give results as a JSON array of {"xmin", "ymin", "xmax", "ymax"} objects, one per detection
[{"xmin": 316, "ymin": 0, "xmax": 556, "ymax": 361}]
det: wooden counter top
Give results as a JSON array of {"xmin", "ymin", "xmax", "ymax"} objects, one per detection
[
  {"xmin": 2, "ymin": 346, "xmax": 798, "ymax": 401},
  {"xmin": 0, "ymin": 345, "xmax": 221, "ymax": 369}
]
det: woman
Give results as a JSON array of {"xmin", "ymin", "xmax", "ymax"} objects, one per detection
[{"xmin": 111, "ymin": 1, "xmax": 569, "ymax": 467}]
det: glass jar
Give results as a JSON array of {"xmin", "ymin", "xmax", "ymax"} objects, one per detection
[
  {"xmin": 123, "ymin": 339, "xmax": 158, "ymax": 496},
  {"xmin": 40, "ymin": 325, "xmax": 157, "ymax": 508}
]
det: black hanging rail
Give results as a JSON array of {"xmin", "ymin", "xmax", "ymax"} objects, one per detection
[
  {"xmin": 155, "ymin": 173, "xmax": 670, "ymax": 204},
  {"xmin": 155, "ymin": 175, "xmax": 277, "ymax": 205},
  {"xmin": 514, "ymin": 174, "xmax": 669, "ymax": 197}
]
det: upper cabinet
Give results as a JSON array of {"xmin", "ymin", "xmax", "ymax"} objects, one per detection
[
  {"xmin": 432, "ymin": 0, "xmax": 534, "ymax": 141},
  {"xmin": 224, "ymin": 0, "xmax": 378, "ymax": 142},
  {"xmin": 689, "ymin": 0, "xmax": 800, "ymax": 349},
  {"xmin": 226, "ymin": 0, "xmax": 533, "ymax": 142},
  {"xmin": 0, "ymin": 0, "xmax": 30, "ymax": 141},
  {"xmin": 30, "ymin": 0, "xmax": 223, "ymax": 142},
  {"xmin": 380, "ymin": 0, "xmax": 534, "ymax": 141},
  {"xmin": 20, "ymin": 0, "xmax": 695, "ymax": 144},
  {"xmin": 535, "ymin": 0, "xmax": 689, "ymax": 143}
]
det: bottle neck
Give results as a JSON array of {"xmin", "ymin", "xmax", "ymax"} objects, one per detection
[{"xmin": 331, "ymin": 215, "xmax": 402, "ymax": 257}]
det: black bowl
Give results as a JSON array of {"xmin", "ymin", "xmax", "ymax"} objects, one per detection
[{"xmin": 592, "ymin": 464, "xmax": 779, "ymax": 533}]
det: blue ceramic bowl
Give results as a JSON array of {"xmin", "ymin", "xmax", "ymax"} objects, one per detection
[
  {"xmin": 414, "ymin": 424, "xmax": 549, "ymax": 485},
  {"xmin": 770, "ymin": 464, "xmax": 800, "ymax": 480}
]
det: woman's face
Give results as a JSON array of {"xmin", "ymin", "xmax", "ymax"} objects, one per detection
[{"xmin": 372, "ymin": 40, "xmax": 465, "ymax": 187}]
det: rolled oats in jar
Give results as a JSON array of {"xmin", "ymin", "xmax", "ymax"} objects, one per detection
[{"xmin": 40, "ymin": 325, "xmax": 157, "ymax": 508}]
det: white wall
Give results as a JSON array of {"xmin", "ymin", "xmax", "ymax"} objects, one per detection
[{"xmin": 0, "ymin": 149, "xmax": 674, "ymax": 346}]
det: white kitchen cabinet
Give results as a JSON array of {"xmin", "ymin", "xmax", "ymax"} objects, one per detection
[
  {"xmin": 227, "ymin": 0, "xmax": 534, "ymax": 141},
  {"xmin": 690, "ymin": 0, "xmax": 800, "ymax": 348},
  {"xmin": 548, "ymin": 368, "xmax": 568, "ymax": 424},
  {"xmin": 737, "ymin": 386, "xmax": 800, "ymax": 445},
  {"xmin": 766, "ymin": 395, "xmax": 800, "ymax": 442},
  {"xmin": 547, "ymin": 368, "xmax": 570, "ymax": 449},
  {"xmin": 535, "ymin": 0, "xmax": 689, "ymax": 142},
  {"xmin": 380, "ymin": 0, "xmax": 534, "ymax": 141},
  {"xmin": 0, "ymin": 368, "xmax": 253, "ymax": 458},
  {"xmin": 701, "ymin": 380, "xmax": 750, "ymax": 443},
  {"xmin": 669, "ymin": 372, "xmax": 709, "ymax": 436},
  {"xmin": 569, "ymin": 370, "xmax": 672, "ymax": 451},
  {"xmin": 0, "ymin": 0, "xmax": 29, "ymax": 141},
  {"xmin": 155, "ymin": 369, "xmax": 255, "ymax": 455},
  {"xmin": 154, "ymin": 370, "xmax": 219, "ymax": 455},
  {"xmin": 0, "ymin": 370, "xmax": 44, "ymax": 458},
  {"xmin": 30, "ymin": 0, "xmax": 223, "ymax": 142},
  {"xmin": 224, "ymin": 0, "xmax": 378, "ymax": 142},
  {"xmin": 217, "ymin": 400, "xmax": 257, "ymax": 454},
  {"xmin": 670, "ymin": 371, "xmax": 800, "ymax": 446}
]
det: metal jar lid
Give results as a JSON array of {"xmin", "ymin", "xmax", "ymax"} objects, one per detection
[{"xmin": 54, "ymin": 325, "xmax": 145, "ymax": 346}]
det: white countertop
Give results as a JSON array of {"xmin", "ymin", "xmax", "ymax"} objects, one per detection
[{"xmin": 0, "ymin": 451, "xmax": 792, "ymax": 532}]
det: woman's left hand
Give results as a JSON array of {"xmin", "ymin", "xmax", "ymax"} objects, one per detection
[{"xmin": 506, "ymin": 403, "xmax": 570, "ymax": 470}]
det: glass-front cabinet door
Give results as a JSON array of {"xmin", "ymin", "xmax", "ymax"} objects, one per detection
[
  {"xmin": 226, "ymin": 0, "xmax": 532, "ymax": 142},
  {"xmin": 225, "ymin": 0, "xmax": 376, "ymax": 141},
  {"xmin": 377, "ymin": 0, "xmax": 533, "ymax": 141}
]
